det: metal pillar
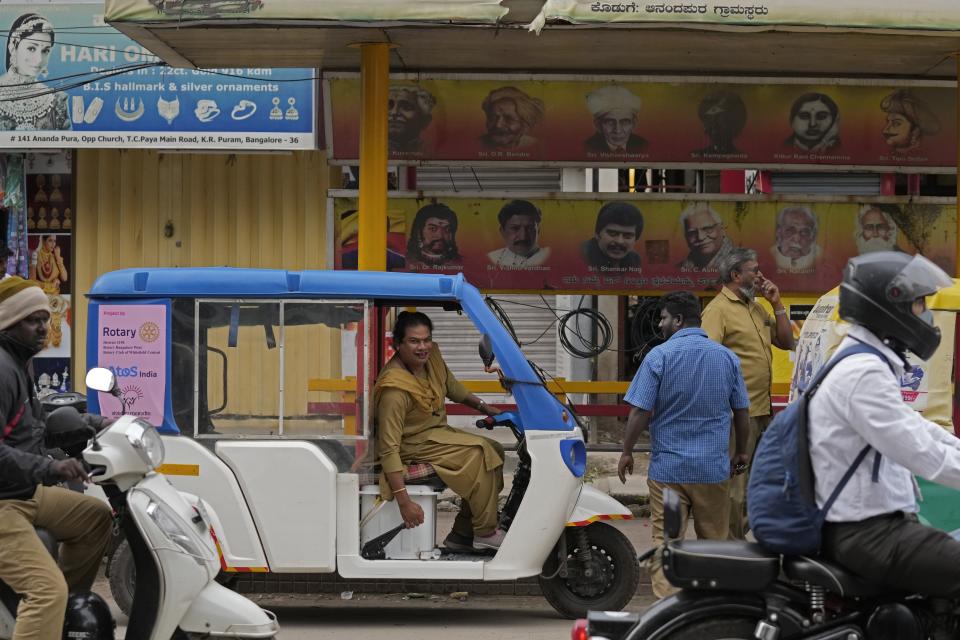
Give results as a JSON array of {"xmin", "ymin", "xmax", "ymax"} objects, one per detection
[{"xmin": 357, "ymin": 43, "xmax": 390, "ymax": 271}]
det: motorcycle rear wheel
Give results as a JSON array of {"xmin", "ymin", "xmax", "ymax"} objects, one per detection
[
  {"xmin": 654, "ymin": 616, "xmax": 756, "ymax": 640},
  {"xmin": 538, "ymin": 521, "xmax": 640, "ymax": 619}
]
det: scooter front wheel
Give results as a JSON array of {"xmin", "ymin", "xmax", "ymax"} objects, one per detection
[{"xmin": 538, "ymin": 521, "xmax": 640, "ymax": 619}]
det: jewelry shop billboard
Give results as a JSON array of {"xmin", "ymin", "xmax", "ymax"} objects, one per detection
[
  {"xmin": 0, "ymin": 3, "xmax": 316, "ymax": 149},
  {"xmin": 331, "ymin": 194, "xmax": 956, "ymax": 294}
]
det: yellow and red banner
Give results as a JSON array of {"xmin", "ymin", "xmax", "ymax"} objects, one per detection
[
  {"xmin": 332, "ymin": 196, "xmax": 957, "ymax": 294},
  {"xmin": 327, "ymin": 77, "xmax": 956, "ymax": 170}
]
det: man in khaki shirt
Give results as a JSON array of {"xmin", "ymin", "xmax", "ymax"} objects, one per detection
[{"xmin": 702, "ymin": 248, "xmax": 795, "ymax": 539}]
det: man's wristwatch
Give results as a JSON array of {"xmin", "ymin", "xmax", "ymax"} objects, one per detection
[
  {"xmin": 478, "ymin": 400, "xmax": 487, "ymax": 411},
  {"xmin": 774, "ymin": 307, "xmax": 787, "ymax": 316}
]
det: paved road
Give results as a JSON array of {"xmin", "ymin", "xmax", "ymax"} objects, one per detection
[
  {"xmin": 100, "ymin": 512, "xmax": 664, "ymax": 637},
  {"xmin": 105, "ymin": 592, "xmax": 657, "ymax": 639}
]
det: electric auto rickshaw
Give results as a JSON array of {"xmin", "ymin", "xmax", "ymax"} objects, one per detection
[{"xmin": 85, "ymin": 268, "xmax": 640, "ymax": 619}]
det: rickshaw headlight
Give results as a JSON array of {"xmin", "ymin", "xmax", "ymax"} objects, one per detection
[
  {"xmin": 560, "ymin": 439, "xmax": 586, "ymax": 478},
  {"xmin": 126, "ymin": 419, "xmax": 165, "ymax": 469}
]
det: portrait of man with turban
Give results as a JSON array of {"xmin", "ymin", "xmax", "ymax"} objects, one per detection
[
  {"xmin": 584, "ymin": 85, "xmax": 647, "ymax": 154},
  {"xmin": 479, "ymin": 86, "xmax": 545, "ymax": 151},
  {"xmin": 880, "ymin": 88, "xmax": 941, "ymax": 154}
]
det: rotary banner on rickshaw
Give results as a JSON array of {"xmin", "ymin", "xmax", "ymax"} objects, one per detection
[
  {"xmin": 331, "ymin": 196, "xmax": 957, "ymax": 294},
  {"xmin": 530, "ymin": 0, "xmax": 960, "ymax": 31},
  {"xmin": 326, "ymin": 76, "xmax": 957, "ymax": 170}
]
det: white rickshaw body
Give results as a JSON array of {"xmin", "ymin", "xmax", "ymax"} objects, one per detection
[{"xmin": 86, "ymin": 268, "xmax": 639, "ymax": 619}]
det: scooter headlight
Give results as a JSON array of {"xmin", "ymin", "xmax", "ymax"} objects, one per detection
[
  {"xmin": 126, "ymin": 419, "xmax": 164, "ymax": 469},
  {"xmin": 145, "ymin": 500, "xmax": 212, "ymax": 567}
]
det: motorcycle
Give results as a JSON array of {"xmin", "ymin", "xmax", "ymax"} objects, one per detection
[
  {"xmin": 2, "ymin": 368, "xmax": 280, "ymax": 640},
  {"xmin": 579, "ymin": 488, "xmax": 959, "ymax": 640}
]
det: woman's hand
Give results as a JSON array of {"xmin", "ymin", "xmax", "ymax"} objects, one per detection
[{"xmin": 399, "ymin": 499, "xmax": 424, "ymax": 529}]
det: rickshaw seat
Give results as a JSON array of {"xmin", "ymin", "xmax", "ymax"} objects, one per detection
[{"xmin": 359, "ymin": 462, "xmax": 446, "ymax": 492}]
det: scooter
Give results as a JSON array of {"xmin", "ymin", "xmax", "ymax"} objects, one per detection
[
  {"xmin": 0, "ymin": 368, "xmax": 280, "ymax": 640},
  {"xmin": 586, "ymin": 488, "xmax": 960, "ymax": 640}
]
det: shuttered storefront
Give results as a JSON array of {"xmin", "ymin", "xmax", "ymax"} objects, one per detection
[
  {"xmin": 770, "ymin": 172, "xmax": 882, "ymax": 195},
  {"xmin": 415, "ymin": 167, "xmax": 562, "ymax": 192}
]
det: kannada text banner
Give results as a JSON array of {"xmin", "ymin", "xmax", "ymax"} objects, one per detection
[{"xmin": 531, "ymin": 1, "xmax": 960, "ymax": 31}]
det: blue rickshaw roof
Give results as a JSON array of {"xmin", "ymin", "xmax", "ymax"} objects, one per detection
[{"xmin": 88, "ymin": 268, "xmax": 467, "ymax": 300}]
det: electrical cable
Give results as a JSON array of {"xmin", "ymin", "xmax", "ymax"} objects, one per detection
[
  {"xmin": 0, "ymin": 62, "xmax": 163, "ymax": 101},
  {"xmin": 558, "ymin": 304, "xmax": 613, "ymax": 359},
  {"xmin": 484, "ymin": 294, "xmax": 666, "ymax": 363},
  {"xmin": 628, "ymin": 296, "xmax": 666, "ymax": 365},
  {"xmin": 484, "ymin": 297, "xmax": 520, "ymax": 346}
]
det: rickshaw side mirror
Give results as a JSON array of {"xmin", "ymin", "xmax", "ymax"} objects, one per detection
[
  {"xmin": 479, "ymin": 334, "xmax": 495, "ymax": 369},
  {"xmin": 85, "ymin": 367, "xmax": 119, "ymax": 397}
]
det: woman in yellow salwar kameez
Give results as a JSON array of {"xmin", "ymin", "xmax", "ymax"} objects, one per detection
[{"xmin": 375, "ymin": 311, "xmax": 507, "ymax": 551}]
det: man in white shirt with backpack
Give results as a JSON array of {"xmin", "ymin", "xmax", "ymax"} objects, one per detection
[{"xmin": 810, "ymin": 251, "xmax": 960, "ymax": 596}]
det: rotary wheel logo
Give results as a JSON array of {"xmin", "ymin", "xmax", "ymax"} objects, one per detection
[{"xmin": 139, "ymin": 322, "xmax": 160, "ymax": 343}]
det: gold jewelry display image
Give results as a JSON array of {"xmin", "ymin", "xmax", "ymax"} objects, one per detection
[
  {"xmin": 45, "ymin": 294, "xmax": 68, "ymax": 349},
  {"xmin": 29, "ymin": 233, "xmax": 67, "ymax": 295}
]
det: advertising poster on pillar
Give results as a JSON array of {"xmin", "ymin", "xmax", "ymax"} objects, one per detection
[
  {"xmin": 96, "ymin": 304, "xmax": 167, "ymax": 425},
  {"xmin": 327, "ymin": 76, "xmax": 956, "ymax": 170},
  {"xmin": 0, "ymin": 3, "xmax": 316, "ymax": 150},
  {"xmin": 332, "ymin": 195, "xmax": 957, "ymax": 294}
]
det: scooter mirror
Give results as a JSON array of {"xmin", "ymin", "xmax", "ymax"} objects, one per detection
[
  {"xmin": 479, "ymin": 334, "xmax": 495, "ymax": 369},
  {"xmin": 85, "ymin": 367, "xmax": 118, "ymax": 395}
]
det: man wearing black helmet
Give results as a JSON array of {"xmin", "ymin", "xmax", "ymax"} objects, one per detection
[{"xmin": 810, "ymin": 251, "xmax": 960, "ymax": 597}]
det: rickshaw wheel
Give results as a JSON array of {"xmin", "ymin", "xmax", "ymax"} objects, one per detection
[{"xmin": 539, "ymin": 521, "xmax": 640, "ymax": 619}]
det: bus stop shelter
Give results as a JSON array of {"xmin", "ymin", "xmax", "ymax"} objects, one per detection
[{"xmin": 103, "ymin": 0, "xmax": 960, "ymax": 271}]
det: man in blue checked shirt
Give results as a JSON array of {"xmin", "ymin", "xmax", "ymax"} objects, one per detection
[{"xmin": 618, "ymin": 291, "xmax": 750, "ymax": 598}]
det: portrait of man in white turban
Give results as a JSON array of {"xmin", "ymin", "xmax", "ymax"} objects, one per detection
[{"xmin": 584, "ymin": 85, "xmax": 647, "ymax": 154}]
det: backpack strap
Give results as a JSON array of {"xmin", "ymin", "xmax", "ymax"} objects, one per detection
[
  {"xmin": 821, "ymin": 444, "xmax": 871, "ymax": 517},
  {"xmin": 807, "ymin": 341, "xmax": 898, "ymax": 519}
]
